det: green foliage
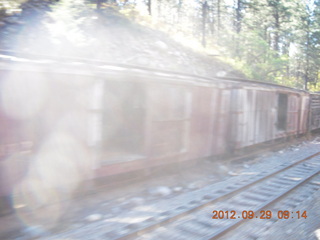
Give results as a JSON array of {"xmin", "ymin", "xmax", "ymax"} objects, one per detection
[
  {"xmin": 6, "ymin": 0, "xmax": 320, "ymax": 91},
  {"xmin": 113, "ymin": 0, "xmax": 320, "ymax": 91},
  {"xmin": 216, "ymin": 0, "xmax": 320, "ymax": 90},
  {"xmin": 71, "ymin": 0, "xmax": 320, "ymax": 92}
]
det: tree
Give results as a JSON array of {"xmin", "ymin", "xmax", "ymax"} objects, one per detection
[
  {"xmin": 234, "ymin": 0, "xmax": 245, "ymax": 34},
  {"xmin": 102, "ymin": 0, "xmax": 320, "ymax": 90},
  {"xmin": 202, "ymin": 1, "xmax": 209, "ymax": 47},
  {"xmin": 97, "ymin": 0, "xmax": 103, "ymax": 10}
]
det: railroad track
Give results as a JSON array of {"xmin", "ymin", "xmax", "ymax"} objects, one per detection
[
  {"xmin": 101, "ymin": 153, "xmax": 320, "ymax": 239},
  {"xmin": 104, "ymin": 151, "xmax": 320, "ymax": 240},
  {"xmin": 40, "ymin": 150, "xmax": 320, "ymax": 240},
  {"xmin": 8, "ymin": 149, "xmax": 320, "ymax": 240}
]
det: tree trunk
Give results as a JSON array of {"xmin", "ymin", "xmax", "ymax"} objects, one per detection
[
  {"xmin": 273, "ymin": 7, "xmax": 280, "ymax": 54},
  {"xmin": 177, "ymin": 0, "xmax": 183, "ymax": 24},
  {"xmin": 217, "ymin": 0, "xmax": 221, "ymax": 31},
  {"xmin": 97, "ymin": 0, "xmax": 102, "ymax": 10},
  {"xmin": 235, "ymin": 0, "xmax": 242, "ymax": 34},
  {"xmin": 202, "ymin": 1, "xmax": 208, "ymax": 47},
  {"xmin": 147, "ymin": 0, "xmax": 152, "ymax": 15},
  {"xmin": 305, "ymin": 22, "xmax": 311, "ymax": 90}
]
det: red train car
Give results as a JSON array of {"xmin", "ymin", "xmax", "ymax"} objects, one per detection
[{"xmin": 0, "ymin": 56, "xmax": 313, "ymax": 215}]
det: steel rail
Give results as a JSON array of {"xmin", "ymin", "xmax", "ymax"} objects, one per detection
[
  {"xmin": 206, "ymin": 167, "xmax": 320, "ymax": 239},
  {"xmin": 115, "ymin": 151, "xmax": 320, "ymax": 240}
]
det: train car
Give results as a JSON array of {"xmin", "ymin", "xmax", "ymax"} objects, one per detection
[
  {"xmin": 226, "ymin": 81, "xmax": 309, "ymax": 151},
  {"xmin": 65, "ymin": 65, "xmax": 310, "ymax": 179},
  {"xmin": 0, "ymin": 55, "xmax": 315, "ymax": 214}
]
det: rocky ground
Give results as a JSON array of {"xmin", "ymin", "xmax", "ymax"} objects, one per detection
[
  {"xmin": 0, "ymin": 0, "xmax": 245, "ymax": 79},
  {"xmin": 1, "ymin": 136, "xmax": 320, "ymax": 239},
  {"xmin": 257, "ymin": 189, "xmax": 320, "ymax": 240}
]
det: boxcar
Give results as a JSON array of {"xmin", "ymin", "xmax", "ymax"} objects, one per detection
[{"xmin": 0, "ymin": 56, "xmax": 315, "ymax": 211}]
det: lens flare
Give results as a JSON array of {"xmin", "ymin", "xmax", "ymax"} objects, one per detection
[
  {"xmin": 1, "ymin": 71, "xmax": 48, "ymax": 120},
  {"xmin": 13, "ymin": 132, "xmax": 91, "ymax": 229}
]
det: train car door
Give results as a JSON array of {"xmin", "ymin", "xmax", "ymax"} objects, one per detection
[
  {"xmin": 287, "ymin": 94, "xmax": 300, "ymax": 135},
  {"xmin": 148, "ymin": 84, "xmax": 192, "ymax": 159},
  {"xmin": 100, "ymin": 81, "xmax": 145, "ymax": 164}
]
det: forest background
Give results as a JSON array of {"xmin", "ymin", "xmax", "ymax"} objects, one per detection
[{"xmin": 2, "ymin": 0, "xmax": 320, "ymax": 91}]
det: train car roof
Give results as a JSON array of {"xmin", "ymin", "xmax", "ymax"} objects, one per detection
[{"xmin": 0, "ymin": 51, "xmax": 309, "ymax": 94}]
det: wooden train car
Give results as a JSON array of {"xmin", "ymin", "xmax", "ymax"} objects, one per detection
[{"xmin": 0, "ymin": 55, "xmax": 315, "ymax": 213}]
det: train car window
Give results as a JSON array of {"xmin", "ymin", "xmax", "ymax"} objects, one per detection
[{"xmin": 277, "ymin": 93, "xmax": 288, "ymax": 131}]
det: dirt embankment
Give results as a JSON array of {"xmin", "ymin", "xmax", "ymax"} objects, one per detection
[{"xmin": 0, "ymin": 0, "xmax": 245, "ymax": 79}]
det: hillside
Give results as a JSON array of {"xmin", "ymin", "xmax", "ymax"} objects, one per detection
[{"xmin": 0, "ymin": 1, "xmax": 246, "ymax": 79}]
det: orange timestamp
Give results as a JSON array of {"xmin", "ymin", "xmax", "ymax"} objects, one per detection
[{"xmin": 212, "ymin": 210, "xmax": 307, "ymax": 219}]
